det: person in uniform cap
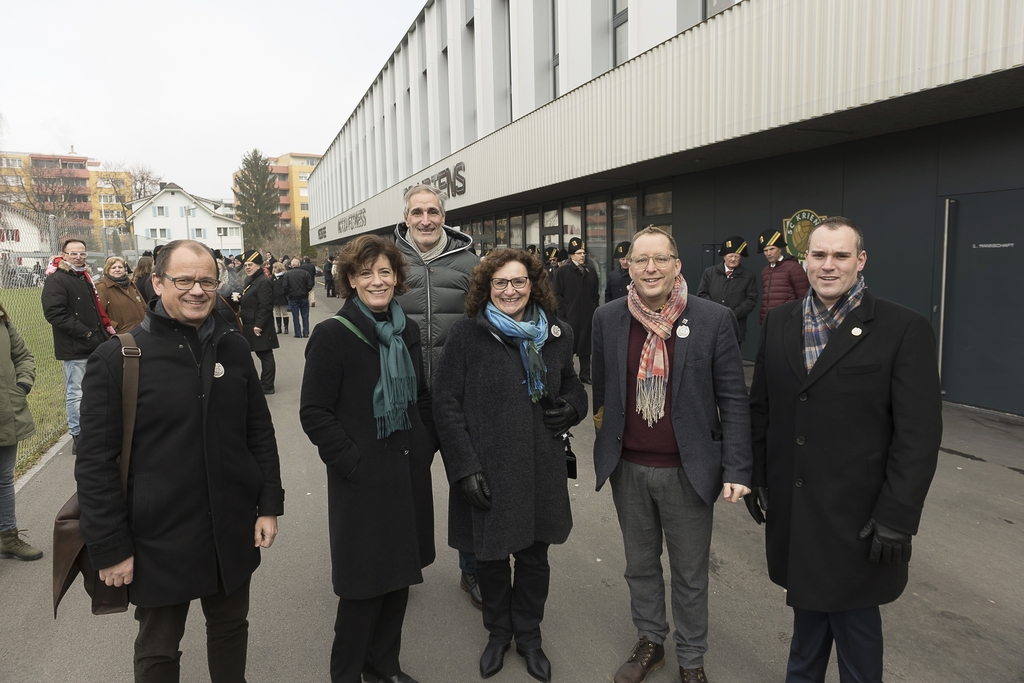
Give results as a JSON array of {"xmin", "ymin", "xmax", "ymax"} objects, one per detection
[
  {"xmin": 544, "ymin": 247, "xmax": 560, "ymax": 279},
  {"xmin": 239, "ymin": 249, "xmax": 279, "ymax": 394},
  {"xmin": 605, "ymin": 241, "xmax": 633, "ymax": 302},
  {"xmin": 758, "ymin": 229, "xmax": 809, "ymax": 324},
  {"xmin": 696, "ymin": 236, "xmax": 758, "ymax": 344},
  {"xmin": 526, "ymin": 244, "xmax": 538, "ymax": 256},
  {"xmin": 552, "ymin": 237, "xmax": 599, "ymax": 383}
]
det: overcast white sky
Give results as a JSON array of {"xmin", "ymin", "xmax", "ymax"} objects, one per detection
[{"xmin": 0, "ymin": 0, "xmax": 427, "ymax": 200}]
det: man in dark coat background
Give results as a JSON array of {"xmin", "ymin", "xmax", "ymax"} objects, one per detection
[
  {"xmin": 76, "ymin": 239, "xmax": 284, "ymax": 683},
  {"xmin": 748, "ymin": 217, "xmax": 941, "ymax": 683},
  {"xmin": 758, "ymin": 228, "xmax": 810, "ymax": 324},
  {"xmin": 239, "ymin": 249, "xmax": 278, "ymax": 394},
  {"xmin": 553, "ymin": 236, "xmax": 599, "ymax": 383},
  {"xmin": 695, "ymin": 235, "xmax": 758, "ymax": 344},
  {"xmin": 605, "ymin": 241, "xmax": 632, "ymax": 302},
  {"xmin": 283, "ymin": 258, "xmax": 315, "ymax": 337}
]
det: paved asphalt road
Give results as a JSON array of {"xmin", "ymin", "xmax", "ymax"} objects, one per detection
[{"xmin": 2, "ymin": 298, "xmax": 1022, "ymax": 682}]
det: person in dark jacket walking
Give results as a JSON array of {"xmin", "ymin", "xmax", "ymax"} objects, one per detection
[
  {"xmin": 543, "ymin": 246, "xmax": 559, "ymax": 280},
  {"xmin": 76, "ymin": 239, "xmax": 284, "ymax": 683},
  {"xmin": 552, "ymin": 237, "xmax": 599, "ymax": 383},
  {"xmin": 434, "ymin": 249, "xmax": 587, "ymax": 683},
  {"xmin": 41, "ymin": 239, "xmax": 113, "ymax": 454},
  {"xmin": 394, "ymin": 184, "xmax": 482, "ymax": 610},
  {"xmin": 300, "ymin": 235, "xmax": 434, "ymax": 683},
  {"xmin": 696, "ymin": 236, "xmax": 758, "ymax": 344},
  {"xmin": 271, "ymin": 262, "xmax": 290, "ymax": 335},
  {"xmin": 283, "ymin": 258, "xmax": 314, "ymax": 337},
  {"xmin": 323, "ymin": 255, "xmax": 336, "ymax": 297},
  {"xmin": 758, "ymin": 229, "xmax": 810, "ymax": 324},
  {"xmin": 301, "ymin": 256, "xmax": 318, "ymax": 308},
  {"xmin": 605, "ymin": 241, "xmax": 632, "ymax": 302},
  {"xmin": 748, "ymin": 217, "xmax": 941, "ymax": 682},
  {"xmin": 239, "ymin": 250, "xmax": 278, "ymax": 394}
]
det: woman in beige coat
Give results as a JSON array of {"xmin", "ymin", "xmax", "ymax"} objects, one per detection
[
  {"xmin": 0, "ymin": 300, "xmax": 41, "ymax": 561},
  {"xmin": 95, "ymin": 256, "xmax": 146, "ymax": 333}
]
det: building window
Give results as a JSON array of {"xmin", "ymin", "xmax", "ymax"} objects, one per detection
[
  {"xmin": 300, "ymin": 203, "xmax": 309, "ymax": 211},
  {"xmin": 0, "ymin": 158, "xmax": 22, "ymax": 168},
  {"xmin": 298, "ymin": 172, "xmax": 310, "ymax": 181},
  {"xmin": 100, "ymin": 209, "xmax": 124, "ymax": 219},
  {"xmin": 613, "ymin": 2, "xmax": 628, "ymax": 67},
  {"xmin": 1, "ymin": 175, "xmax": 24, "ymax": 187},
  {"xmin": 147, "ymin": 228, "xmax": 168, "ymax": 239},
  {"xmin": 193, "ymin": 228, "xmax": 205, "ymax": 239},
  {"xmin": 643, "ymin": 184, "xmax": 672, "ymax": 216},
  {"xmin": 299, "ymin": 187, "xmax": 308, "ymax": 197},
  {"xmin": 98, "ymin": 194, "xmax": 117, "ymax": 203},
  {"xmin": 155, "ymin": 206, "xmax": 168, "ymax": 217}
]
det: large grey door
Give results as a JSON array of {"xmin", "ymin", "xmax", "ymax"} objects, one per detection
[{"xmin": 941, "ymin": 189, "xmax": 1024, "ymax": 415}]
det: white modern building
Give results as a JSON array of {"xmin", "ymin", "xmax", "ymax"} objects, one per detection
[
  {"xmin": 128, "ymin": 183, "xmax": 244, "ymax": 257},
  {"xmin": 309, "ymin": 0, "xmax": 1024, "ymax": 415}
]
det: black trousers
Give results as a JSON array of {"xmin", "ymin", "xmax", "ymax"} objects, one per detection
[
  {"xmin": 133, "ymin": 578, "xmax": 250, "ymax": 683},
  {"xmin": 475, "ymin": 541, "xmax": 550, "ymax": 650},
  {"xmin": 331, "ymin": 587, "xmax": 409, "ymax": 683},
  {"xmin": 786, "ymin": 605, "xmax": 883, "ymax": 683},
  {"xmin": 577, "ymin": 354, "xmax": 592, "ymax": 382},
  {"xmin": 254, "ymin": 349, "xmax": 275, "ymax": 391}
]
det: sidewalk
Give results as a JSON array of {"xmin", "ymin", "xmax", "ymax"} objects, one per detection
[{"xmin": 1, "ymin": 298, "xmax": 1021, "ymax": 682}]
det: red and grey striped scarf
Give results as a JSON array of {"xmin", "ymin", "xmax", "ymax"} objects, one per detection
[{"xmin": 626, "ymin": 274, "xmax": 687, "ymax": 427}]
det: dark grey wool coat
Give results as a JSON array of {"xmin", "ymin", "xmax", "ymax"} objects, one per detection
[
  {"xmin": 299, "ymin": 297, "xmax": 436, "ymax": 600},
  {"xmin": 434, "ymin": 312, "xmax": 588, "ymax": 561},
  {"xmin": 239, "ymin": 270, "xmax": 279, "ymax": 352},
  {"xmin": 553, "ymin": 262, "xmax": 600, "ymax": 356}
]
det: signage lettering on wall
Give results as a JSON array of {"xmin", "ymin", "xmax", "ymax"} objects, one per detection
[
  {"xmin": 404, "ymin": 161, "xmax": 466, "ymax": 200},
  {"xmin": 337, "ymin": 208, "xmax": 367, "ymax": 235},
  {"xmin": 973, "ymin": 242, "xmax": 1015, "ymax": 249},
  {"xmin": 318, "ymin": 226, "xmax": 327, "ymax": 240},
  {"xmin": 783, "ymin": 209, "xmax": 827, "ymax": 261}
]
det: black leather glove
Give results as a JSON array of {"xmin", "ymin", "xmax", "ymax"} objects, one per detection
[
  {"xmin": 744, "ymin": 486, "xmax": 769, "ymax": 525},
  {"xmin": 543, "ymin": 398, "xmax": 578, "ymax": 435},
  {"xmin": 460, "ymin": 472, "xmax": 492, "ymax": 511},
  {"xmin": 858, "ymin": 517, "xmax": 913, "ymax": 563}
]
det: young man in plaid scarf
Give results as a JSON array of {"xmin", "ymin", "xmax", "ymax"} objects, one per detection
[
  {"xmin": 592, "ymin": 226, "xmax": 752, "ymax": 683},
  {"xmin": 748, "ymin": 217, "xmax": 941, "ymax": 683}
]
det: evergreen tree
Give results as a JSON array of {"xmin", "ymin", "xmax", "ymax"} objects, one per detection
[
  {"xmin": 233, "ymin": 149, "xmax": 278, "ymax": 248},
  {"xmin": 300, "ymin": 216, "xmax": 317, "ymax": 258}
]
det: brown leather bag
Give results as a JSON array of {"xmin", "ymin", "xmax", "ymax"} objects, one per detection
[{"xmin": 52, "ymin": 332, "xmax": 140, "ymax": 617}]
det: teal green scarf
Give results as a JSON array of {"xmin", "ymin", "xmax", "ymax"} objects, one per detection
[{"xmin": 355, "ymin": 299, "xmax": 418, "ymax": 438}]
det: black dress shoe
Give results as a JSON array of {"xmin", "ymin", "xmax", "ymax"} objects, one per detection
[
  {"xmin": 461, "ymin": 570, "xmax": 483, "ymax": 610},
  {"xmin": 362, "ymin": 671, "xmax": 420, "ymax": 683},
  {"xmin": 516, "ymin": 647, "xmax": 551, "ymax": 683},
  {"xmin": 480, "ymin": 641, "xmax": 511, "ymax": 678}
]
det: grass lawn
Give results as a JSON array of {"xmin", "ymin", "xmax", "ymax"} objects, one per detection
[{"xmin": 1, "ymin": 286, "xmax": 66, "ymax": 476}]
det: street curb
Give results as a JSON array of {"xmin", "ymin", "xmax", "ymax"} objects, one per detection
[{"xmin": 15, "ymin": 433, "xmax": 71, "ymax": 494}]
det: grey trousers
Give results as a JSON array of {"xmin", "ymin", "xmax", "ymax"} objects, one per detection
[{"xmin": 610, "ymin": 459, "xmax": 714, "ymax": 669}]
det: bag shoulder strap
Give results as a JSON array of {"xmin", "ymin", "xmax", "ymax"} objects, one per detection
[
  {"xmin": 115, "ymin": 332, "xmax": 140, "ymax": 499},
  {"xmin": 332, "ymin": 315, "xmax": 376, "ymax": 351}
]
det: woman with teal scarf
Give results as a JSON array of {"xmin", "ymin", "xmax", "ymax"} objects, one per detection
[
  {"xmin": 434, "ymin": 249, "xmax": 588, "ymax": 683},
  {"xmin": 299, "ymin": 236, "xmax": 436, "ymax": 683}
]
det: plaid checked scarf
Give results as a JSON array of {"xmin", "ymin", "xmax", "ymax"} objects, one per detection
[
  {"xmin": 802, "ymin": 275, "xmax": 867, "ymax": 373},
  {"xmin": 626, "ymin": 274, "xmax": 688, "ymax": 426}
]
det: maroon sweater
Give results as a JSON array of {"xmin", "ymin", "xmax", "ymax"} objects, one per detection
[
  {"xmin": 759, "ymin": 257, "xmax": 810, "ymax": 324},
  {"xmin": 622, "ymin": 316, "xmax": 682, "ymax": 467}
]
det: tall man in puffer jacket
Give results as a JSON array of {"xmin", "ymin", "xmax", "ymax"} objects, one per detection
[{"xmin": 393, "ymin": 184, "xmax": 481, "ymax": 611}]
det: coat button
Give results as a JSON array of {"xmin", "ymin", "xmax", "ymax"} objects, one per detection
[
  {"xmin": 798, "ymin": 393, "xmax": 807, "ymax": 401},
  {"xmin": 616, "ymin": 436, "xmax": 622, "ymax": 442},
  {"xmin": 402, "ymin": 448, "xmax": 410, "ymax": 456},
  {"xmin": 796, "ymin": 436, "xmax": 805, "ymax": 445},
  {"xmin": 795, "ymin": 479, "xmax": 804, "ymax": 487}
]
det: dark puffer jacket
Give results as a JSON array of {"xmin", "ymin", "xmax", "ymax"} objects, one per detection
[
  {"xmin": 759, "ymin": 257, "xmax": 810, "ymax": 324},
  {"xmin": 393, "ymin": 223, "xmax": 478, "ymax": 387},
  {"xmin": 41, "ymin": 260, "xmax": 111, "ymax": 360}
]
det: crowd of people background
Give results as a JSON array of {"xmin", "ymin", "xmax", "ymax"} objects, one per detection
[{"xmin": 0, "ymin": 183, "xmax": 943, "ymax": 683}]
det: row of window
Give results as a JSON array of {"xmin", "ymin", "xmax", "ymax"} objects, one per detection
[{"xmin": 146, "ymin": 226, "xmax": 240, "ymax": 239}]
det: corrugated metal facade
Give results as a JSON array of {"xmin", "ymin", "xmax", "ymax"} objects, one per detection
[{"xmin": 310, "ymin": 0, "xmax": 1024, "ymax": 245}]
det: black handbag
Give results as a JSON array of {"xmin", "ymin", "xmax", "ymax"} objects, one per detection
[{"xmin": 52, "ymin": 333, "xmax": 140, "ymax": 617}]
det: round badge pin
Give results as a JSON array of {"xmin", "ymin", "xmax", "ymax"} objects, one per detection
[
  {"xmin": 851, "ymin": 327, "xmax": 863, "ymax": 337},
  {"xmin": 551, "ymin": 325, "xmax": 561, "ymax": 338},
  {"xmin": 677, "ymin": 325, "xmax": 690, "ymax": 339},
  {"xmin": 214, "ymin": 362, "xmax": 225, "ymax": 378}
]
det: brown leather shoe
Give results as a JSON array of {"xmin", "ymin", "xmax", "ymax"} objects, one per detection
[
  {"xmin": 679, "ymin": 666, "xmax": 708, "ymax": 683},
  {"xmin": 613, "ymin": 637, "xmax": 665, "ymax": 683}
]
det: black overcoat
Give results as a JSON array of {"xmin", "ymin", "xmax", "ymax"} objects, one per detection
[
  {"xmin": 605, "ymin": 266, "xmax": 631, "ymax": 302},
  {"xmin": 41, "ymin": 261, "xmax": 110, "ymax": 360},
  {"xmin": 299, "ymin": 298, "xmax": 436, "ymax": 600},
  {"xmin": 433, "ymin": 312, "xmax": 588, "ymax": 561},
  {"xmin": 76, "ymin": 310, "xmax": 285, "ymax": 608},
  {"xmin": 749, "ymin": 291, "xmax": 942, "ymax": 612},
  {"xmin": 239, "ymin": 271, "xmax": 279, "ymax": 352},
  {"xmin": 695, "ymin": 262, "xmax": 758, "ymax": 343},
  {"xmin": 553, "ymin": 263, "xmax": 599, "ymax": 355}
]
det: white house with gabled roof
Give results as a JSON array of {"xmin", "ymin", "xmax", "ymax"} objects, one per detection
[{"xmin": 128, "ymin": 182, "xmax": 244, "ymax": 257}]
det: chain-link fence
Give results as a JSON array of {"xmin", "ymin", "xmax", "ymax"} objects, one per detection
[{"xmin": 0, "ymin": 203, "xmax": 98, "ymax": 474}]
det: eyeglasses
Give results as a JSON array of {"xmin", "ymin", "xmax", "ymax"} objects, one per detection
[
  {"xmin": 630, "ymin": 254, "xmax": 677, "ymax": 268},
  {"xmin": 64, "ymin": 251, "xmax": 88, "ymax": 257},
  {"xmin": 164, "ymin": 276, "xmax": 220, "ymax": 292},
  {"xmin": 491, "ymin": 277, "xmax": 529, "ymax": 290}
]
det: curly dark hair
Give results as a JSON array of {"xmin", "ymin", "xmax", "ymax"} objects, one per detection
[
  {"xmin": 335, "ymin": 235, "xmax": 409, "ymax": 299},
  {"xmin": 465, "ymin": 249, "xmax": 557, "ymax": 317}
]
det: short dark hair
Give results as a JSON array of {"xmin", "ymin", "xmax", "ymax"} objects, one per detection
[
  {"xmin": 808, "ymin": 216, "xmax": 865, "ymax": 254},
  {"xmin": 629, "ymin": 225, "xmax": 678, "ymax": 258},
  {"xmin": 61, "ymin": 238, "xmax": 86, "ymax": 253},
  {"xmin": 465, "ymin": 249, "xmax": 558, "ymax": 317},
  {"xmin": 153, "ymin": 240, "xmax": 218, "ymax": 278},
  {"xmin": 334, "ymin": 235, "xmax": 409, "ymax": 299}
]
